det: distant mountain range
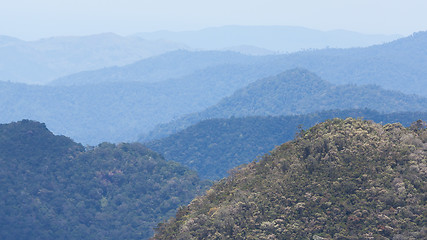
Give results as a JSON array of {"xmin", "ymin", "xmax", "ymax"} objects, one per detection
[
  {"xmin": 0, "ymin": 33, "xmax": 186, "ymax": 84},
  {"xmin": 0, "ymin": 62, "xmax": 272, "ymax": 144},
  {"xmin": 2, "ymin": 31, "xmax": 427, "ymax": 144},
  {"xmin": 135, "ymin": 25, "xmax": 401, "ymax": 52},
  {"xmin": 54, "ymin": 30, "xmax": 427, "ymax": 97},
  {"xmin": 0, "ymin": 26, "xmax": 401, "ymax": 85},
  {"xmin": 2, "ymin": 68, "xmax": 426, "ymax": 145},
  {"xmin": 50, "ymin": 50, "xmax": 260, "ymax": 86},
  {"xmin": 142, "ymin": 69, "xmax": 427, "ymax": 141}
]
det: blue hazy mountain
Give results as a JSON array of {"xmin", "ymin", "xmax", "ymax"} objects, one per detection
[
  {"xmin": 0, "ymin": 33, "xmax": 186, "ymax": 84},
  {"xmin": 50, "ymin": 50, "xmax": 261, "ymax": 86},
  {"xmin": 2, "ymin": 68, "xmax": 427, "ymax": 145},
  {"xmin": 52, "ymin": 31, "xmax": 427, "ymax": 97},
  {"xmin": 135, "ymin": 25, "xmax": 401, "ymax": 52},
  {"xmin": 142, "ymin": 69, "xmax": 427, "ymax": 141}
]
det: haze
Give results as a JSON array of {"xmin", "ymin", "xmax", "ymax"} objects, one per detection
[{"xmin": 2, "ymin": 0, "xmax": 427, "ymax": 40}]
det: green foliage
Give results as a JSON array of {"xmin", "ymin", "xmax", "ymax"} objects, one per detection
[
  {"xmin": 153, "ymin": 119, "xmax": 427, "ymax": 239},
  {"xmin": 0, "ymin": 120, "xmax": 210, "ymax": 240},
  {"xmin": 145, "ymin": 109, "xmax": 427, "ymax": 180}
]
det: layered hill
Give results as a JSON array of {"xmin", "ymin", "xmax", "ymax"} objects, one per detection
[
  {"xmin": 153, "ymin": 118, "xmax": 427, "ymax": 239},
  {"xmin": 0, "ymin": 120, "xmax": 209, "ymax": 240},
  {"xmin": 2, "ymin": 68, "xmax": 426, "ymax": 145},
  {"xmin": 0, "ymin": 33, "xmax": 185, "ymax": 84},
  {"xmin": 145, "ymin": 110, "xmax": 427, "ymax": 180},
  {"xmin": 142, "ymin": 69, "xmax": 427, "ymax": 141},
  {"xmin": 135, "ymin": 25, "xmax": 400, "ymax": 52},
  {"xmin": 54, "ymin": 31, "xmax": 427, "ymax": 96},
  {"xmin": 50, "ymin": 50, "xmax": 260, "ymax": 86},
  {"xmin": 0, "ymin": 63, "xmax": 269, "ymax": 144}
]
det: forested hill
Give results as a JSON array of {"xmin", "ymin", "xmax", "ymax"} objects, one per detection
[
  {"xmin": 0, "ymin": 120, "xmax": 210, "ymax": 240},
  {"xmin": 145, "ymin": 109, "xmax": 427, "ymax": 180},
  {"xmin": 142, "ymin": 69, "xmax": 427, "ymax": 141},
  {"xmin": 153, "ymin": 118, "xmax": 427, "ymax": 239}
]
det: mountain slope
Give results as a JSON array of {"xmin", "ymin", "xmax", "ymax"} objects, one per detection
[
  {"xmin": 145, "ymin": 110, "xmax": 427, "ymax": 180},
  {"xmin": 0, "ymin": 120, "xmax": 210, "ymax": 240},
  {"xmin": 143, "ymin": 69, "xmax": 427, "ymax": 141},
  {"xmin": 153, "ymin": 118, "xmax": 427, "ymax": 239}
]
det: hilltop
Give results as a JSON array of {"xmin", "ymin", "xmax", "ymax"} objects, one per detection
[{"xmin": 153, "ymin": 118, "xmax": 427, "ymax": 239}]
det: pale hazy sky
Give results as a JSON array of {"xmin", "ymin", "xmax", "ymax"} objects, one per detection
[{"xmin": 1, "ymin": 0, "xmax": 427, "ymax": 40}]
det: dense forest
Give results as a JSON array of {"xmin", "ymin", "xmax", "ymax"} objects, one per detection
[
  {"xmin": 145, "ymin": 109, "xmax": 427, "ymax": 180},
  {"xmin": 142, "ymin": 68, "xmax": 427, "ymax": 141},
  {"xmin": 153, "ymin": 118, "xmax": 427, "ymax": 239},
  {"xmin": 0, "ymin": 120, "xmax": 210, "ymax": 240}
]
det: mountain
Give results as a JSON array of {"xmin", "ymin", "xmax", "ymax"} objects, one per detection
[
  {"xmin": 145, "ymin": 109, "xmax": 427, "ymax": 180},
  {"xmin": 0, "ymin": 120, "xmax": 210, "ymax": 240},
  {"xmin": 49, "ymin": 50, "xmax": 260, "ymax": 86},
  {"xmin": 275, "ymin": 31, "xmax": 427, "ymax": 96},
  {"xmin": 0, "ymin": 63, "xmax": 270, "ymax": 144},
  {"xmin": 135, "ymin": 25, "xmax": 401, "ymax": 52},
  {"xmin": 152, "ymin": 118, "xmax": 427, "ymax": 239},
  {"xmin": 54, "ymin": 30, "xmax": 427, "ymax": 97},
  {"xmin": 2, "ymin": 67, "xmax": 426, "ymax": 145},
  {"xmin": 142, "ymin": 69, "xmax": 427, "ymax": 141},
  {"xmin": 0, "ymin": 33, "xmax": 186, "ymax": 84}
]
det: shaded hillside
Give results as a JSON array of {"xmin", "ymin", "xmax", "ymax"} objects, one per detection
[
  {"xmin": 153, "ymin": 118, "xmax": 427, "ymax": 239},
  {"xmin": 0, "ymin": 120, "xmax": 210, "ymax": 240},
  {"xmin": 143, "ymin": 69, "xmax": 427, "ymax": 141},
  {"xmin": 145, "ymin": 110, "xmax": 427, "ymax": 180},
  {"xmin": 0, "ymin": 33, "xmax": 185, "ymax": 84}
]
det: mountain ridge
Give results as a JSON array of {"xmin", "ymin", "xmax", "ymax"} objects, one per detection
[{"xmin": 142, "ymin": 68, "xmax": 427, "ymax": 141}]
